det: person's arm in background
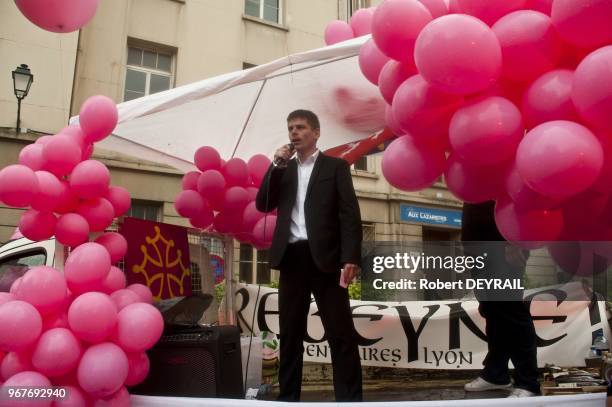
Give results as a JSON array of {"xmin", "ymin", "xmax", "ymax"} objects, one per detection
[
  {"xmin": 336, "ymin": 159, "xmax": 362, "ymax": 285},
  {"xmin": 256, "ymin": 164, "xmax": 285, "ymax": 213}
]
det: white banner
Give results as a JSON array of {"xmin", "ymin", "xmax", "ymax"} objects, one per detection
[{"xmin": 235, "ymin": 282, "xmax": 611, "ymax": 369}]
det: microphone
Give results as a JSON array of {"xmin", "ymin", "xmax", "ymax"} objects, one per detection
[{"xmin": 273, "ymin": 143, "xmax": 295, "ymax": 166}]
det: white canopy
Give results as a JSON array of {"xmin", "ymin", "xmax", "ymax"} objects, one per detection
[{"xmin": 70, "ymin": 36, "xmax": 386, "ymax": 173}]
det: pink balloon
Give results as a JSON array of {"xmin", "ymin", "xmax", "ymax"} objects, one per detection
[
  {"xmin": 0, "ymin": 164, "xmax": 39, "ymax": 208},
  {"xmin": 19, "ymin": 209, "xmax": 57, "ymax": 241},
  {"xmin": 31, "ymin": 328, "xmax": 82, "ymax": 377},
  {"xmin": 492, "ymin": 11, "xmax": 563, "ymax": 83},
  {"xmin": 174, "ymin": 190, "xmax": 204, "ymax": 219},
  {"xmin": 0, "ymin": 293, "xmax": 15, "ymax": 307},
  {"xmin": 0, "ymin": 300, "xmax": 42, "ymax": 352},
  {"xmin": 494, "ymin": 198, "xmax": 563, "ymax": 249},
  {"xmin": 194, "ymin": 146, "xmax": 221, "ymax": 172},
  {"xmin": 415, "ymin": 14, "xmax": 502, "ymax": 95},
  {"xmin": 114, "ymin": 303, "xmax": 163, "ymax": 353},
  {"xmin": 372, "ymin": 0, "xmax": 432, "ymax": 63},
  {"xmin": 1, "ymin": 352, "xmax": 31, "ymax": 381},
  {"xmin": 449, "ymin": 96, "xmax": 524, "ymax": 166},
  {"xmin": 223, "ymin": 158, "xmax": 249, "ymax": 187},
  {"xmin": 359, "ymin": 39, "xmax": 391, "ymax": 85},
  {"xmin": 1, "ymin": 371, "xmax": 52, "ymax": 407},
  {"xmin": 378, "ymin": 60, "xmax": 417, "ymax": 105},
  {"xmin": 418, "ymin": 0, "xmax": 448, "ymax": 18},
  {"xmin": 100, "ymin": 266, "xmax": 127, "ymax": 295},
  {"xmin": 60, "ymin": 125, "xmax": 87, "ymax": 150},
  {"xmin": 55, "ymin": 213, "xmax": 90, "ymax": 248},
  {"xmin": 253, "ymin": 215, "xmax": 277, "ymax": 249},
  {"xmin": 125, "ymin": 352, "xmax": 150, "ymax": 386},
  {"xmin": 95, "ymin": 233, "xmax": 128, "ymax": 264},
  {"xmin": 110, "ymin": 289, "xmax": 140, "ymax": 311},
  {"xmin": 350, "ymin": 8, "xmax": 374, "ymax": 36},
  {"xmin": 70, "ymin": 160, "xmax": 110, "ymax": 199},
  {"xmin": 35, "ymin": 135, "xmax": 53, "ymax": 145},
  {"xmin": 9, "ymin": 278, "xmax": 22, "ymax": 296},
  {"xmin": 79, "ymin": 95, "xmax": 118, "ymax": 143},
  {"xmin": 247, "ymin": 155, "xmax": 271, "ymax": 187},
  {"xmin": 242, "ymin": 202, "xmax": 265, "ymax": 235},
  {"xmin": 77, "ymin": 198, "xmax": 115, "ymax": 232},
  {"xmin": 82, "ymin": 143, "xmax": 94, "ymax": 160},
  {"xmin": 247, "ymin": 186, "xmax": 259, "ymax": 201},
  {"xmin": 214, "ymin": 210, "xmax": 241, "ymax": 234},
  {"xmin": 14, "ymin": 0, "xmax": 98, "ymax": 33},
  {"xmin": 445, "ymin": 155, "xmax": 508, "ymax": 203},
  {"xmin": 392, "ymin": 75, "xmax": 463, "ymax": 146},
  {"xmin": 551, "ymin": 0, "xmax": 612, "ymax": 49},
  {"xmin": 382, "ymin": 136, "xmax": 447, "ymax": 191},
  {"xmin": 15, "ymin": 266, "xmax": 67, "ymax": 316},
  {"xmin": 68, "ymin": 292, "xmax": 117, "ymax": 343},
  {"xmin": 78, "ymin": 343, "xmax": 128, "ymax": 398},
  {"xmin": 104, "ymin": 185, "xmax": 131, "ymax": 217},
  {"xmin": 182, "ymin": 171, "xmax": 201, "ymax": 191},
  {"xmin": 516, "ymin": 121, "xmax": 604, "ymax": 199},
  {"xmin": 55, "ymin": 180, "xmax": 80, "ymax": 214},
  {"xmin": 198, "ymin": 170, "xmax": 226, "ymax": 209},
  {"xmin": 42, "ymin": 134, "xmax": 82, "ymax": 177},
  {"xmin": 31, "ymin": 170, "xmax": 63, "ymax": 212},
  {"xmin": 505, "ymin": 164, "xmax": 561, "ymax": 211},
  {"xmin": 525, "ymin": 0, "xmax": 553, "ymax": 15},
  {"xmin": 127, "ymin": 283, "xmax": 154, "ymax": 304},
  {"xmin": 64, "ymin": 242, "xmax": 111, "ymax": 294},
  {"xmin": 522, "ymin": 69, "xmax": 579, "ymax": 129},
  {"xmin": 324, "ymin": 20, "xmax": 354, "ymax": 45},
  {"xmin": 572, "ymin": 46, "xmax": 612, "ymax": 131},
  {"xmin": 54, "ymin": 385, "xmax": 89, "ymax": 407},
  {"xmin": 591, "ymin": 132, "xmax": 612, "ymax": 194},
  {"xmin": 93, "ymin": 386, "xmax": 130, "ymax": 407},
  {"xmin": 449, "ymin": 0, "xmax": 527, "ymax": 26},
  {"xmin": 18, "ymin": 143, "xmax": 45, "ymax": 171},
  {"xmin": 189, "ymin": 204, "xmax": 214, "ymax": 229},
  {"xmin": 385, "ymin": 104, "xmax": 404, "ymax": 136},
  {"xmin": 224, "ymin": 186, "xmax": 250, "ymax": 214},
  {"xmin": 561, "ymin": 190, "xmax": 609, "ymax": 239}
]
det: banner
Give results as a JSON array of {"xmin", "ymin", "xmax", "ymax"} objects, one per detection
[
  {"xmin": 235, "ymin": 282, "xmax": 611, "ymax": 369},
  {"xmin": 120, "ymin": 217, "xmax": 192, "ymax": 300}
]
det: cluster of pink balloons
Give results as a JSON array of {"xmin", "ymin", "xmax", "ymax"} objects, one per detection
[
  {"xmin": 0, "ymin": 95, "xmax": 132, "ymax": 248},
  {"xmin": 325, "ymin": 7, "xmax": 375, "ymax": 45},
  {"xmin": 14, "ymin": 0, "xmax": 99, "ymax": 33},
  {"xmin": 175, "ymin": 146, "xmax": 277, "ymax": 249},
  {"xmin": 0, "ymin": 242, "xmax": 162, "ymax": 406},
  {"xmin": 348, "ymin": 0, "xmax": 612, "ymax": 251}
]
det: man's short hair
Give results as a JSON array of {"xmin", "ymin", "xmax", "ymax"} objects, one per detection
[{"xmin": 287, "ymin": 109, "xmax": 320, "ymax": 130}]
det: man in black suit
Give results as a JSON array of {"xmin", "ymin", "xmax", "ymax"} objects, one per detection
[{"xmin": 256, "ymin": 109, "xmax": 363, "ymax": 402}]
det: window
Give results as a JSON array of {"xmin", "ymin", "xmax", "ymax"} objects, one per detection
[
  {"xmin": 245, "ymin": 0, "xmax": 281, "ymax": 24},
  {"xmin": 238, "ymin": 243, "xmax": 271, "ymax": 284},
  {"xmin": 348, "ymin": 0, "xmax": 371, "ymax": 17},
  {"xmin": 0, "ymin": 250, "xmax": 46, "ymax": 292},
  {"xmin": 124, "ymin": 45, "xmax": 174, "ymax": 101},
  {"xmin": 353, "ymin": 156, "xmax": 368, "ymax": 171},
  {"xmin": 127, "ymin": 200, "xmax": 162, "ymax": 222},
  {"xmin": 362, "ymin": 223, "xmax": 376, "ymax": 242}
]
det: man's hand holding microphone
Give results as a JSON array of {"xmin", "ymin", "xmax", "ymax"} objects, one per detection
[{"xmin": 273, "ymin": 143, "xmax": 295, "ymax": 168}]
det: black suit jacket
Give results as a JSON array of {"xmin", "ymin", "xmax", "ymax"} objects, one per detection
[{"xmin": 255, "ymin": 153, "xmax": 362, "ymax": 273}]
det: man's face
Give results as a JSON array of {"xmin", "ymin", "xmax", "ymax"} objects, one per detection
[{"xmin": 287, "ymin": 118, "xmax": 319, "ymax": 153}]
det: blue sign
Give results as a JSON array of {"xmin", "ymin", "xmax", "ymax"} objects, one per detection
[{"xmin": 400, "ymin": 204, "xmax": 462, "ymax": 228}]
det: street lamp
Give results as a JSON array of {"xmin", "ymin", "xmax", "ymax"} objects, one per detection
[{"xmin": 12, "ymin": 64, "xmax": 34, "ymax": 134}]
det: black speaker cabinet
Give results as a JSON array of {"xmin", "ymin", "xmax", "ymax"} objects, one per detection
[{"xmin": 132, "ymin": 325, "xmax": 244, "ymax": 399}]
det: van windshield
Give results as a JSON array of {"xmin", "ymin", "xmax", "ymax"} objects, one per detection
[{"xmin": 0, "ymin": 251, "xmax": 47, "ymax": 292}]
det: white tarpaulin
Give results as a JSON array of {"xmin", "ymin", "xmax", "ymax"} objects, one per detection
[
  {"xmin": 70, "ymin": 36, "xmax": 385, "ymax": 172},
  {"xmin": 131, "ymin": 393, "xmax": 606, "ymax": 406},
  {"xmin": 235, "ymin": 283, "xmax": 611, "ymax": 370}
]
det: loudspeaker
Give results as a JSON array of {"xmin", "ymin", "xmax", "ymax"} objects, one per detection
[{"xmin": 131, "ymin": 325, "xmax": 244, "ymax": 398}]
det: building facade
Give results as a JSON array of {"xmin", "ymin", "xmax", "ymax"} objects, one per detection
[{"xmin": 1, "ymin": 0, "xmax": 485, "ymax": 290}]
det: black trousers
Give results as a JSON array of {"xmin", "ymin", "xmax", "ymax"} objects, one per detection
[
  {"xmin": 478, "ymin": 301, "xmax": 540, "ymax": 394},
  {"xmin": 277, "ymin": 241, "xmax": 363, "ymax": 402}
]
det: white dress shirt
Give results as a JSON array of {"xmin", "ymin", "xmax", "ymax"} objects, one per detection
[{"xmin": 289, "ymin": 150, "xmax": 319, "ymax": 243}]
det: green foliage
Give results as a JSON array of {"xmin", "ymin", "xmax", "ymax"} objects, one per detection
[
  {"xmin": 215, "ymin": 280, "xmax": 225, "ymax": 305},
  {"xmin": 348, "ymin": 280, "xmax": 361, "ymax": 300}
]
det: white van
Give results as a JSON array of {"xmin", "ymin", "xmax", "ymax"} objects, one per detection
[{"xmin": 0, "ymin": 237, "xmax": 59, "ymax": 292}]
